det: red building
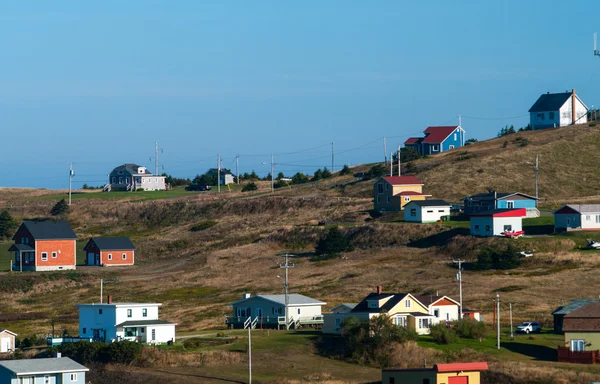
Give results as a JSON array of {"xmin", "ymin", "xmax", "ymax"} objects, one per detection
[{"xmin": 84, "ymin": 237, "xmax": 136, "ymax": 267}]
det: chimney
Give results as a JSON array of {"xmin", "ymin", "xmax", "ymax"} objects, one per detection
[
  {"xmin": 243, "ymin": 293, "xmax": 251, "ymax": 299},
  {"xmin": 56, "ymin": 352, "xmax": 62, "ymax": 358},
  {"xmin": 376, "ymin": 286, "xmax": 382, "ymax": 295},
  {"xmin": 572, "ymin": 89, "xmax": 577, "ymax": 125},
  {"xmin": 107, "ymin": 295, "xmax": 112, "ymax": 304}
]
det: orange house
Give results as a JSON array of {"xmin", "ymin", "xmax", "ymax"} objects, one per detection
[
  {"xmin": 9, "ymin": 220, "xmax": 77, "ymax": 272},
  {"xmin": 83, "ymin": 237, "xmax": 136, "ymax": 267},
  {"xmin": 373, "ymin": 176, "xmax": 431, "ymax": 211}
]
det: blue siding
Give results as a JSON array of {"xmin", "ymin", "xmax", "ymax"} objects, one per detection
[
  {"xmin": 441, "ymin": 128, "xmax": 464, "ymax": 151},
  {"xmin": 496, "ymin": 199, "xmax": 537, "ymax": 209}
]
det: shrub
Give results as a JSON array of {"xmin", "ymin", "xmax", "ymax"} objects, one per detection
[
  {"xmin": 429, "ymin": 324, "xmax": 457, "ymax": 344},
  {"xmin": 315, "ymin": 227, "xmax": 351, "ymax": 255},
  {"xmin": 190, "ymin": 220, "xmax": 217, "ymax": 232},
  {"xmin": 363, "ymin": 164, "xmax": 387, "ymax": 180},
  {"xmin": 0, "ymin": 210, "xmax": 17, "ymax": 239},
  {"xmin": 216, "ymin": 332, "xmax": 225, "ymax": 338},
  {"xmin": 452, "ymin": 318, "xmax": 488, "ymax": 340},
  {"xmin": 241, "ymin": 182, "xmax": 258, "ymax": 192},
  {"xmin": 515, "ymin": 137, "xmax": 529, "ymax": 147},
  {"xmin": 291, "ymin": 172, "xmax": 310, "ymax": 184},
  {"xmin": 321, "ymin": 167, "xmax": 332, "ymax": 179},
  {"xmin": 474, "ymin": 243, "xmax": 521, "ymax": 270},
  {"xmin": 100, "ymin": 341, "xmax": 143, "ymax": 364},
  {"xmin": 50, "ymin": 199, "xmax": 69, "ymax": 216},
  {"xmin": 339, "ymin": 165, "xmax": 352, "ymax": 175}
]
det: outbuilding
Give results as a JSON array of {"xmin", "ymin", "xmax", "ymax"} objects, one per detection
[
  {"xmin": 469, "ymin": 208, "xmax": 526, "ymax": 237},
  {"xmin": 382, "ymin": 362, "xmax": 488, "ymax": 384},
  {"xmin": 404, "ymin": 200, "xmax": 451, "ymax": 223},
  {"xmin": 0, "ymin": 330, "xmax": 17, "ymax": 353},
  {"xmin": 83, "ymin": 237, "xmax": 136, "ymax": 267}
]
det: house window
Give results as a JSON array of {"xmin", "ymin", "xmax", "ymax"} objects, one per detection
[
  {"xmin": 127, "ymin": 309, "xmax": 132, "ymax": 318},
  {"xmin": 335, "ymin": 318, "xmax": 341, "ymax": 327},
  {"xmin": 98, "ymin": 309, "xmax": 102, "ymax": 315},
  {"xmin": 83, "ymin": 328, "xmax": 86, "ymax": 334},
  {"xmin": 21, "ymin": 378, "xmax": 32, "ymax": 384},
  {"xmin": 45, "ymin": 375, "xmax": 50, "ymax": 384},
  {"xmin": 427, "ymin": 210, "xmax": 433, "ymax": 213},
  {"xmin": 119, "ymin": 177, "xmax": 123, "ymax": 184},
  {"xmin": 485, "ymin": 225, "xmax": 491, "ymax": 231},
  {"xmin": 108, "ymin": 254, "xmax": 112, "ymax": 260},
  {"xmin": 586, "ymin": 215, "xmax": 591, "ymax": 221},
  {"xmin": 431, "ymin": 144, "xmax": 439, "ymax": 151},
  {"xmin": 504, "ymin": 225, "xmax": 512, "ymax": 232},
  {"xmin": 378, "ymin": 184, "xmax": 384, "ymax": 194},
  {"xmin": 368, "ymin": 302, "xmax": 378, "ymax": 308},
  {"xmin": 112, "ymin": 177, "xmax": 116, "ymax": 183},
  {"xmin": 52, "ymin": 252, "xmax": 57, "ymax": 258},
  {"xmin": 141, "ymin": 328, "xmax": 145, "ymax": 333},
  {"xmin": 152, "ymin": 329, "xmax": 156, "ymax": 341},
  {"xmin": 418, "ymin": 318, "xmax": 430, "ymax": 328},
  {"xmin": 298, "ymin": 308, "xmax": 301, "ymax": 315},
  {"xmin": 143, "ymin": 308, "xmax": 148, "ymax": 317},
  {"xmin": 571, "ymin": 339, "xmax": 585, "ymax": 352},
  {"xmin": 537, "ymin": 113, "xmax": 545, "ymax": 120},
  {"xmin": 122, "ymin": 253, "xmax": 127, "ymax": 260},
  {"xmin": 386, "ymin": 196, "xmax": 390, "ymax": 203},
  {"xmin": 70, "ymin": 373, "xmax": 78, "ymax": 382},
  {"xmin": 389, "ymin": 378, "xmax": 395, "ymax": 384},
  {"xmin": 404, "ymin": 197, "xmax": 410, "ymax": 202},
  {"xmin": 507, "ymin": 201, "xmax": 514, "ymax": 209},
  {"xmin": 454, "ymin": 133, "xmax": 457, "ymax": 140},
  {"xmin": 410, "ymin": 209, "xmax": 416, "ymax": 217},
  {"xmin": 434, "ymin": 309, "xmax": 440, "ymax": 317},
  {"xmin": 377, "ymin": 196, "xmax": 380, "ymax": 203},
  {"xmin": 405, "ymin": 299, "xmax": 411, "ymax": 308},
  {"xmin": 41, "ymin": 252, "xmax": 48, "ymax": 261},
  {"xmin": 549, "ymin": 111, "xmax": 555, "ymax": 119},
  {"xmin": 394, "ymin": 317, "xmax": 407, "ymax": 327},
  {"xmin": 596, "ymin": 215, "xmax": 600, "ymax": 224},
  {"xmin": 142, "ymin": 178, "xmax": 146, "ymax": 184}
]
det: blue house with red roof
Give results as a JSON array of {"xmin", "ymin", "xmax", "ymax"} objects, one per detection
[{"xmin": 404, "ymin": 126, "xmax": 465, "ymax": 156}]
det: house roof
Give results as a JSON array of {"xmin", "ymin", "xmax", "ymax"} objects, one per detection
[
  {"xmin": 351, "ymin": 292, "xmax": 427, "ymax": 314},
  {"xmin": 0, "ymin": 330, "xmax": 17, "ymax": 336},
  {"xmin": 381, "ymin": 176, "xmax": 423, "ymax": 186},
  {"xmin": 565, "ymin": 302, "xmax": 600, "ymax": 318},
  {"xmin": 8, "ymin": 244, "xmax": 34, "ymax": 252},
  {"xmin": 528, "ymin": 92, "xmax": 573, "ymax": 112},
  {"xmin": 230, "ymin": 294, "xmax": 326, "ymax": 307},
  {"xmin": 398, "ymin": 191, "xmax": 431, "ymax": 196},
  {"xmin": 413, "ymin": 295, "xmax": 459, "ymax": 307},
  {"xmin": 330, "ymin": 303, "xmax": 357, "ymax": 310},
  {"xmin": 14, "ymin": 221, "xmax": 77, "ymax": 240},
  {"xmin": 383, "ymin": 362, "xmax": 488, "ymax": 373},
  {"xmin": 554, "ymin": 204, "xmax": 600, "ymax": 215},
  {"xmin": 404, "ymin": 137, "xmax": 423, "ymax": 145},
  {"xmin": 469, "ymin": 208, "xmax": 527, "ymax": 217},
  {"xmin": 0, "ymin": 357, "xmax": 89, "ymax": 375},
  {"xmin": 87, "ymin": 237, "xmax": 136, "ymax": 251},
  {"xmin": 462, "ymin": 308, "xmax": 480, "ymax": 313},
  {"xmin": 563, "ymin": 302, "xmax": 600, "ymax": 331},
  {"xmin": 111, "ymin": 163, "xmax": 153, "ymax": 176},
  {"xmin": 405, "ymin": 200, "xmax": 450, "ymax": 207},
  {"xmin": 466, "ymin": 191, "xmax": 537, "ymax": 201},
  {"xmin": 115, "ymin": 319, "xmax": 175, "ymax": 327},
  {"xmin": 421, "ymin": 126, "xmax": 460, "ymax": 144},
  {"xmin": 553, "ymin": 299, "xmax": 600, "ymax": 316},
  {"xmin": 77, "ymin": 303, "xmax": 161, "ymax": 308}
]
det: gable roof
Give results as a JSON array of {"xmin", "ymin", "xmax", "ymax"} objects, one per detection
[
  {"xmin": 380, "ymin": 176, "xmax": 423, "ymax": 186},
  {"xmin": 404, "ymin": 137, "xmax": 423, "ymax": 145},
  {"xmin": 111, "ymin": 163, "xmax": 152, "ymax": 176},
  {"xmin": 563, "ymin": 302, "xmax": 600, "ymax": 332},
  {"xmin": 421, "ymin": 126, "xmax": 460, "ymax": 144},
  {"xmin": 553, "ymin": 299, "xmax": 600, "ymax": 316},
  {"xmin": 0, "ymin": 357, "xmax": 89, "ymax": 375},
  {"xmin": 397, "ymin": 191, "xmax": 430, "ymax": 196},
  {"xmin": 230, "ymin": 294, "xmax": 326, "ymax": 307},
  {"xmin": 351, "ymin": 292, "xmax": 427, "ymax": 314},
  {"xmin": 14, "ymin": 221, "xmax": 77, "ymax": 240},
  {"xmin": 413, "ymin": 295, "xmax": 459, "ymax": 307},
  {"xmin": 529, "ymin": 92, "xmax": 572, "ymax": 112},
  {"xmin": 565, "ymin": 302, "xmax": 600, "ymax": 318},
  {"xmin": 554, "ymin": 204, "xmax": 600, "ymax": 215},
  {"xmin": 405, "ymin": 200, "xmax": 450, "ymax": 208},
  {"xmin": 384, "ymin": 362, "xmax": 488, "ymax": 374},
  {"xmin": 466, "ymin": 191, "xmax": 537, "ymax": 201},
  {"xmin": 469, "ymin": 208, "xmax": 527, "ymax": 217},
  {"xmin": 86, "ymin": 237, "xmax": 136, "ymax": 251},
  {"xmin": 0, "ymin": 330, "xmax": 17, "ymax": 336}
]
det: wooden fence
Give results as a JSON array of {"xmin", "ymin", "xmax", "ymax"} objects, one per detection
[{"xmin": 557, "ymin": 346, "xmax": 600, "ymax": 364}]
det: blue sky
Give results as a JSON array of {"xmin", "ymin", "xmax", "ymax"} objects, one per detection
[{"xmin": 1, "ymin": 1, "xmax": 600, "ymax": 188}]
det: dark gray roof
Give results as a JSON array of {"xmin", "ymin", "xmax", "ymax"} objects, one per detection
[
  {"xmin": 562, "ymin": 204, "xmax": 600, "ymax": 214},
  {"xmin": 529, "ymin": 92, "xmax": 572, "ymax": 112},
  {"xmin": 15, "ymin": 221, "xmax": 77, "ymax": 240},
  {"xmin": 87, "ymin": 237, "xmax": 135, "ymax": 250},
  {"xmin": 553, "ymin": 299, "xmax": 600, "ymax": 316},
  {"xmin": 406, "ymin": 200, "xmax": 450, "ymax": 207},
  {"xmin": 231, "ymin": 294, "xmax": 326, "ymax": 306},
  {"xmin": 8, "ymin": 244, "xmax": 34, "ymax": 252},
  {"xmin": 352, "ymin": 292, "xmax": 408, "ymax": 314},
  {"xmin": 465, "ymin": 192, "xmax": 536, "ymax": 201},
  {"xmin": 0, "ymin": 357, "xmax": 88, "ymax": 375},
  {"xmin": 115, "ymin": 319, "xmax": 175, "ymax": 327},
  {"xmin": 111, "ymin": 163, "xmax": 153, "ymax": 176}
]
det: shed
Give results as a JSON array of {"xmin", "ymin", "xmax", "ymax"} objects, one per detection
[
  {"xmin": 382, "ymin": 362, "xmax": 488, "ymax": 384},
  {"xmin": 404, "ymin": 200, "xmax": 451, "ymax": 223},
  {"xmin": 469, "ymin": 208, "xmax": 526, "ymax": 237},
  {"xmin": 0, "ymin": 330, "xmax": 17, "ymax": 353}
]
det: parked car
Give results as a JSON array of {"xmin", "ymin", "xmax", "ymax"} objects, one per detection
[
  {"xmin": 185, "ymin": 184, "xmax": 212, "ymax": 191},
  {"xmin": 516, "ymin": 321, "xmax": 541, "ymax": 334}
]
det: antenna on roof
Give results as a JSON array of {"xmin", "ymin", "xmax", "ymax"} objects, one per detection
[{"xmin": 594, "ymin": 33, "xmax": 600, "ymax": 57}]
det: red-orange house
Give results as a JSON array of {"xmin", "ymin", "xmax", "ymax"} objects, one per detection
[
  {"xmin": 83, "ymin": 237, "xmax": 136, "ymax": 267},
  {"xmin": 9, "ymin": 221, "xmax": 77, "ymax": 272}
]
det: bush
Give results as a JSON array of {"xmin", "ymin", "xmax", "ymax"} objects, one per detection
[
  {"xmin": 50, "ymin": 199, "xmax": 69, "ymax": 216},
  {"xmin": 452, "ymin": 318, "xmax": 488, "ymax": 340},
  {"xmin": 321, "ymin": 168, "xmax": 332, "ymax": 179},
  {"xmin": 216, "ymin": 332, "xmax": 225, "ymax": 338},
  {"xmin": 190, "ymin": 220, "xmax": 217, "ymax": 232},
  {"xmin": 242, "ymin": 182, "xmax": 258, "ymax": 192},
  {"xmin": 515, "ymin": 137, "xmax": 529, "ymax": 147},
  {"xmin": 363, "ymin": 164, "xmax": 387, "ymax": 180},
  {"xmin": 291, "ymin": 172, "xmax": 310, "ymax": 184},
  {"xmin": 339, "ymin": 165, "xmax": 352, "ymax": 175},
  {"xmin": 475, "ymin": 243, "xmax": 521, "ymax": 270},
  {"xmin": 0, "ymin": 210, "xmax": 16, "ymax": 239},
  {"xmin": 429, "ymin": 324, "xmax": 457, "ymax": 344},
  {"xmin": 315, "ymin": 227, "xmax": 351, "ymax": 255},
  {"xmin": 100, "ymin": 341, "xmax": 143, "ymax": 364}
]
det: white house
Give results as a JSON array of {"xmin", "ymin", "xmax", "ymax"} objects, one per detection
[
  {"xmin": 77, "ymin": 297, "xmax": 176, "ymax": 344},
  {"xmin": 414, "ymin": 295, "xmax": 460, "ymax": 324},
  {"xmin": 470, "ymin": 208, "xmax": 526, "ymax": 237},
  {"xmin": 0, "ymin": 357, "xmax": 89, "ymax": 384},
  {"xmin": 554, "ymin": 204, "xmax": 600, "ymax": 231},
  {"xmin": 529, "ymin": 89, "xmax": 588, "ymax": 130},
  {"xmin": 404, "ymin": 200, "xmax": 451, "ymax": 223},
  {"xmin": 0, "ymin": 330, "xmax": 16, "ymax": 353},
  {"xmin": 226, "ymin": 293, "xmax": 326, "ymax": 329}
]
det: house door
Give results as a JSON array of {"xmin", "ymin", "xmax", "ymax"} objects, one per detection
[
  {"xmin": 87, "ymin": 253, "xmax": 96, "ymax": 265},
  {"xmin": 255, "ymin": 308, "xmax": 263, "ymax": 319},
  {"xmin": 0, "ymin": 338, "xmax": 9, "ymax": 352},
  {"xmin": 448, "ymin": 377, "xmax": 468, "ymax": 384},
  {"xmin": 95, "ymin": 254, "xmax": 100, "ymax": 265},
  {"xmin": 567, "ymin": 218, "xmax": 571, "ymax": 227}
]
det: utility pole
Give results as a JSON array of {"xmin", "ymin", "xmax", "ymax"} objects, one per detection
[
  {"xmin": 217, "ymin": 154, "xmax": 221, "ymax": 193},
  {"xmin": 534, "ymin": 154, "xmax": 539, "ymax": 200},
  {"xmin": 458, "ymin": 115, "xmax": 464, "ymax": 146},
  {"xmin": 453, "ymin": 259, "xmax": 464, "ymax": 319},
  {"xmin": 390, "ymin": 152, "xmax": 393, "ymax": 176},
  {"xmin": 331, "ymin": 142, "xmax": 334, "ymax": 172},
  {"xmin": 236, "ymin": 154, "xmax": 240, "ymax": 185},
  {"xmin": 397, "ymin": 145, "xmax": 401, "ymax": 176},
  {"xmin": 496, "ymin": 294, "xmax": 501, "ymax": 350},
  {"xmin": 155, "ymin": 141, "xmax": 159, "ymax": 176},
  {"xmin": 279, "ymin": 254, "xmax": 295, "ymax": 330},
  {"xmin": 248, "ymin": 323, "xmax": 252, "ymax": 384},
  {"xmin": 68, "ymin": 163, "xmax": 74, "ymax": 206},
  {"xmin": 510, "ymin": 303, "xmax": 513, "ymax": 339},
  {"xmin": 271, "ymin": 153, "xmax": 274, "ymax": 193},
  {"xmin": 100, "ymin": 279, "xmax": 103, "ymax": 303},
  {"xmin": 383, "ymin": 137, "xmax": 387, "ymax": 163}
]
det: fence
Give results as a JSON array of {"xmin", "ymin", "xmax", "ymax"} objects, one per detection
[{"xmin": 557, "ymin": 346, "xmax": 600, "ymax": 364}]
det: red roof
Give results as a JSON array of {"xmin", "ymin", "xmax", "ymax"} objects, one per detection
[
  {"xmin": 404, "ymin": 137, "xmax": 422, "ymax": 145},
  {"xmin": 470, "ymin": 208, "xmax": 527, "ymax": 217},
  {"xmin": 435, "ymin": 362, "xmax": 488, "ymax": 373},
  {"xmin": 382, "ymin": 176, "xmax": 423, "ymax": 185},
  {"xmin": 398, "ymin": 191, "xmax": 430, "ymax": 196},
  {"xmin": 421, "ymin": 126, "xmax": 459, "ymax": 144}
]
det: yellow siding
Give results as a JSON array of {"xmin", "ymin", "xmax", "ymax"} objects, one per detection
[
  {"xmin": 392, "ymin": 185, "xmax": 423, "ymax": 195},
  {"xmin": 388, "ymin": 296, "xmax": 428, "ymax": 315},
  {"xmin": 564, "ymin": 332, "xmax": 600, "ymax": 351},
  {"xmin": 400, "ymin": 194, "xmax": 427, "ymax": 208},
  {"xmin": 373, "ymin": 180, "xmax": 425, "ymax": 211},
  {"xmin": 382, "ymin": 371, "xmax": 481, "ymax": 384},
  {"xmin": 437, "ymin": 371, "xmax": 481, "ymax": 384}
]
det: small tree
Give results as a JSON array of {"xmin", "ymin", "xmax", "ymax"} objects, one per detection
[
  {"xmin": 313, "ymin": 169, "xmax": 323, "ymax": 181},
  {"xmin": 50, "ymin": 199, "xmax": 69, "ymax": 216},
  {"xmin": 363, "ymin": 164, "xmax": 387, "ymax": 180},
  {"xmin": 0, "ymin": 210, "xmax": 16, "ymax": 239},
  {"xmin": 291, "ymin": 172, "xmax": 310, "ymax": 185},
  {"xmin": 276, "ymin": 172, "xmax": 285, "ymax": 180},
  {"xmin": 393, "ymin": 147, "xmax": 421, "ymax": 163},
  {"xmin": 321, "ymin": 167, "xmax": 332, "ymax": 179},
  {"xmin": 315, "ymin": 227, "xmax": 351, "ymax": 255},
  {"xmin": 242, "ymin": 182, "xmax": 258, "ymax": 192},
  {"xmin": 465, "ymin": 138, "xmax": 478, "ymax": 145},
  {"xmin": 340, "ymin": 165, "xmax": 352, "ymax": 176},
  {"xmin": 429, "ymin": 323, "xmax": 458, "ymax": 344}
]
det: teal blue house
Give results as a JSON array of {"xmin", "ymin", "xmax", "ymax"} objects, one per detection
[
  {"xmin": 404, "ymin": 125, "xmax": 465, "ymax": 155},
  {"xmin": 464, "ymin": 191, "xmax": 538, "ymax": 217}
]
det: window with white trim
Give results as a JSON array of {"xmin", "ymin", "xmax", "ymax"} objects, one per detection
[
  {"xmin": 404, "ymin": 197, "xmax": 410, "ymax": 202},
  {"xmin": 122, "ymin": 253, "xmax": 127, "ymax": 260},
  {"xmin": 571, "ymin": 339, "xmax": 585, "ymax": 352},
  {"xmin": 127, "ymin": 309, "xmax": 132, "ymax": 318},
  {"xmin": 405, "ymin": 299, "xmax": 411, "ymax": 308},
  {"xmin": 418, "ymin": 318, "xmax": 430, "ymax": 328},
  {"xmin": 143, "ymin": 308, "xmax": 148, "ymax": 317},
  {"xmin": 376, "ymin": 196, "xmax": 380, "ymax": 203},
  {"xmin": 70, "ymin": 373, "xmax": 78, "ymax": 382},
  {"xmin": 427, "ymin": 210, "xmax": 433, "ymax": 213},
  {"xmin": 41, "ymin": 252, "xmax": 48, "ymax": 261},
  {"xmin": 52, "ymin": 252, "xmax": 57, "ymax": 258},
  {"xmin": 434, "ymin": 309, "xmax": 439, "ymax": 317},
  {"xmin": 454, "ymin": 133, "xmax": 457, "ymax": 140},
  {"xmin": 431, "ymin": 144, "xmax": 439, "ymax": 151},
  {"xmin": 410, "ymin": 209, "xmax": 416, "ymax": 217},
  {"xmin": 596, "ymin": 215, "xmax": 600, "ymax": 224},
  {"xmin": 394, "ymin": 316, "xmax": 407, "ymax": 327},
  {"xmin": 108, "ymin": 254, "xmax": 112, "ymax": 260}
]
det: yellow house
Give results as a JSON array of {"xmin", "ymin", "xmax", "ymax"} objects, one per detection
[
  {"xmin": 373, "ymin": 176, "xmax": 431, "ymax": 211},
  {"xmin": 382, "ymin": 362, "xmax": 488, "ymax": 384},
  {"xmin": 559, "ymin": 301, "xmax": 600, "ymax": 363},
  {"xmin": 322, "ymin": 286, "xmax": 434, "ymax": 335}
]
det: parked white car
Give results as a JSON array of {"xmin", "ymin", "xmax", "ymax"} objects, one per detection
[{"xmin": 516, "ymin": 321, "xmax": 541, "ymax": 334}]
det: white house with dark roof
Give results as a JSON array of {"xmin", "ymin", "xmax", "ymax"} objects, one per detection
[
  {"xmin": 105, "ymin": 163, "xmax": 166, "ymax": 192},
  {"xmin": 404, "ymin": 200, "xmax": 451, "ymax": 223},
  {"xmin": 329, "ymin": 303, "xmax": 357, "ymax": 314},
  {"xmin": 554, "ymin": 204, "xmax": 600, "ymax": 231},
  {"xmin": 529, "ymin": 89, "xmax": 588, "ymax": 130},
  {"xmin": 227, "ymin": 293, "xmax": 326, "ymax": 329},
  {"xmin": 77, "ymin": 297, "xmax": 175, "ymax": 344},
  {"xmin": 0, "ymin": 356, "xmax": 89, "ymax": 384},
  {"xmin": 413, "ymin": 295, "xmax": 460, "ymax": 324}
]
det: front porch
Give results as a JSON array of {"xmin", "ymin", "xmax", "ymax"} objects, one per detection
[
  {"xmin": 9, "ymin": 244, "xmax": 35, "ymax": 271},
  {"xmin": 115, "ymin": 320, "xmax": 176, "ymax": 344}
]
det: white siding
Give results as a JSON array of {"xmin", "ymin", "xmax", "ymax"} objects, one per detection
[
  {"xmin": 404, "ymin": 203, "xmax": 450, "ymax": 223},
  {"xmin": 78, "ymin": 304, "xmax": 162, "ymax": 342},
  {"xmin": 431, "ymin": 304, "xmax": 459, "ymax": 324},
  {"xmin": 559, "ymin": 96, "xmax": 588, "ymax": 127},
  {"xmin": 492, "ymin": 217, "xmax": 522, "ymax": 236},
  {"xmin": 232, "ymin": 296, "xmax": 323, "ymax": 322}
]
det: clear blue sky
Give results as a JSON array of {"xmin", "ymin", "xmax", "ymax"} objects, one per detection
[{"xmin": 2, "ymin": 0, "xmax": 600, "ymax": 188}]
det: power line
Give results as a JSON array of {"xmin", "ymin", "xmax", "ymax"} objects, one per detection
[{"xmin": 461, "ymin": 114, "xmax": 529, "ymax": 121}]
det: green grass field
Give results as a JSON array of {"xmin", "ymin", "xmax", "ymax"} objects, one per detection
[{"xmin": 35, "ymin": 188, "xmax": 200, "ymax": 202}]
